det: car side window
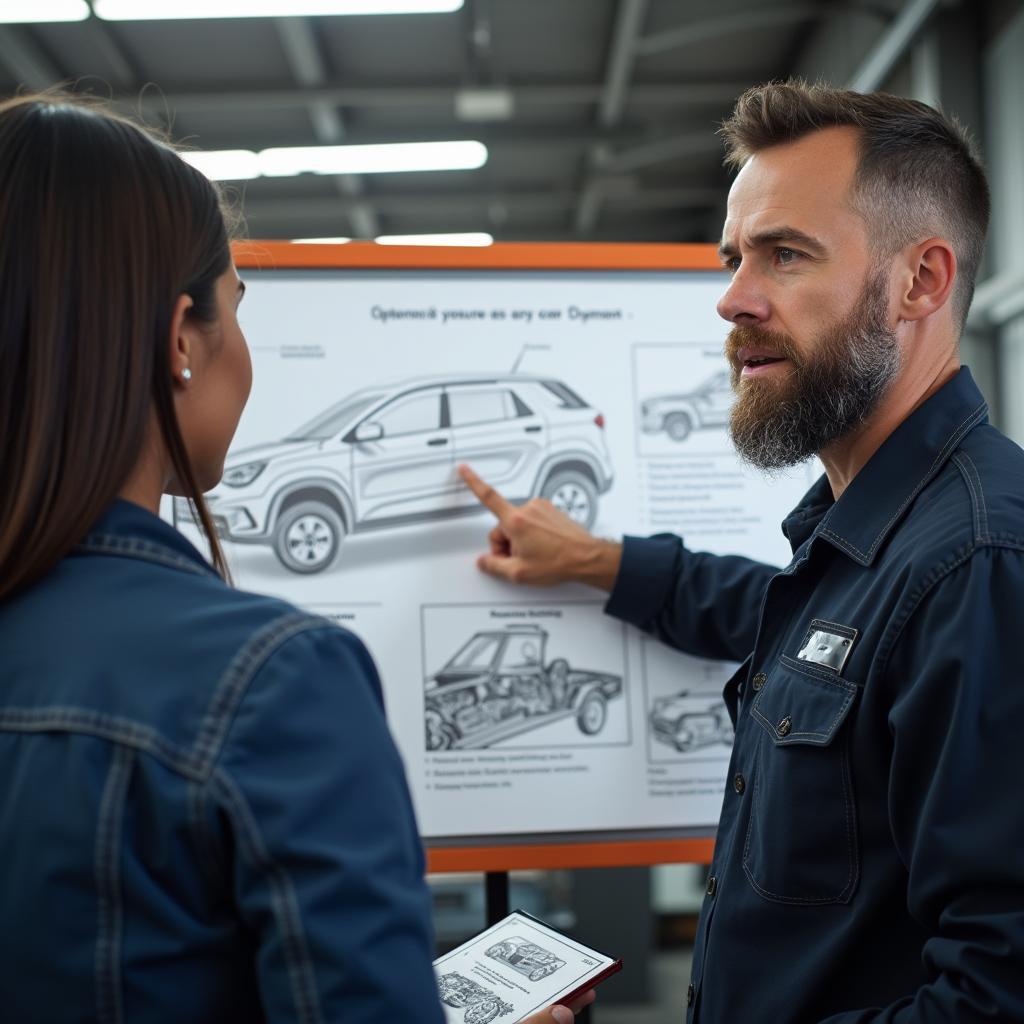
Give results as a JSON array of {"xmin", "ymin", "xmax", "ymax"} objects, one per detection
[
  {"xmin": 374, "ymin": 391, "xmax": 442, "ymax": 437},
  {"xmin": 448, "ymin": 388, "xmax": 523, "ymax": 427}
]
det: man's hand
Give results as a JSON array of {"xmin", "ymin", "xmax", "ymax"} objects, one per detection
[
  {"xmin": 458, "ymin": 464, "xmax": 622, "ymax": 590},
  {"xmin": 520, "ymin": 989, "xmax": 596, "ymax": 1023}
]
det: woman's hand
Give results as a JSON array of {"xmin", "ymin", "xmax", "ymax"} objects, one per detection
[{"xmin": 519, "ymin": 988, "xmax": 596, "ymax": 1023}]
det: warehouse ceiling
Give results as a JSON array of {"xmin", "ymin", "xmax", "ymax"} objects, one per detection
[{"xmin": 0, "ymin": 0, "xmax": 985, "ymax": 242}]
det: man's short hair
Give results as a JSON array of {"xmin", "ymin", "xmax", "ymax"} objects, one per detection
[{"xmin": 720, "ymin": 80, "xmax": 990, "ymax": 330}]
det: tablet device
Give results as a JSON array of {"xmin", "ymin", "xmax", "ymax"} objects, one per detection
[{"xmin": 434, "ymin": 909, "xmax": 622, "ymax": 1023}]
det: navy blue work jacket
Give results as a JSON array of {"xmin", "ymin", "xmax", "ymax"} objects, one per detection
[
  {"xmin": 0, "ymin": 500, "xmax": 445, "ymax": 1023},
  {"xmin": 607, "ymin": 367, "xmax": 1024, "ymax": 1022}
]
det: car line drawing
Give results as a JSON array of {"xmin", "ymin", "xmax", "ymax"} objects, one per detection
[
  {"xmin": 183, "ymin": 373, "xmax": 613, "ymax": 574},
  {"xmin": 485, "ymin": 937, "xmax": 566, "ymax": 982},
  {"xmin": 639, "ymin": 369, "xmax": 732, "ymax": 442},
  {"xmin": 437, "ymin": 972, "xmax": 514, "ymax": 1024},
  {"xmin": 649, "ymin": 692, "xmax": 735, "ymax": 754},
  {"xmin": 424, "ymin": 625, "xmax": 623, "ymax": 751}
]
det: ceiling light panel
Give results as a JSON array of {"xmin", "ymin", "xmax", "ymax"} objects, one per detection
[
  {"xmin": 94, "ymin": 0, "xmax": 462, "ymax": 19},
  {"xmin": 258, "ymin": 141, "xmax": 488, "ymax": 177},
  {"xmin": 376, "ymin": 233, "xmax": 494, "ymax": 246},
  {"xmin": 0, "ymin": 0, "xmax": 89, "ymax": 22}
]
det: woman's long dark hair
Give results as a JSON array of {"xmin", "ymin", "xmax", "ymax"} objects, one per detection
[{"xmin": 0, "ymin": 94, "xmax": 232, "ymax": 599}]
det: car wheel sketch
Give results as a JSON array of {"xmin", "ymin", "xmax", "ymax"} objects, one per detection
[
  {"xmin": 639, "ymin": 370, "xmax": 732, "ymax": 443},
  {"xmin": 485, "ymin": 937, "xmax": 567, "ymax": 982},
  {"xmin": 438, "ymin": 973, "xmax": 514, "ymax": 1024},
  {"xmin": 424, "ymin": 625, "xmax": 623, "ymax": 751},
  {"xmin": 180, "ymin": 374, "xmax": 613, "ymax": 574},
  {"xmin": 650, "ymin": 692, "xmax": 735, "ymax": 753}
]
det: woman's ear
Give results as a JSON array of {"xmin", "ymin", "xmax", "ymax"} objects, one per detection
[
  {"xmin": 896, "ymin": 238, "xmax": 957, "ymax": 323},
  {"xmin": 168, "ymin": 294, "xmax": 196, "ymax": 386}
]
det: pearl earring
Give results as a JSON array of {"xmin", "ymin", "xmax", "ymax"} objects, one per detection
[{"xmin": 181, "ymin": 368, "xmax": 192, "ymax": 381}]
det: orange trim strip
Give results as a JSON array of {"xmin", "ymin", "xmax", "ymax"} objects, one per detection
[
  {"xmin": 427, "ymin": 838, "xmax": 715, "ymax": 873},
  {"xmin": 234, "ymin": 238, "xmax": 721, "ymax": 874},
  {"xmin": 233, "ymin": 239, "xmax": 723, "ymax": 272}
]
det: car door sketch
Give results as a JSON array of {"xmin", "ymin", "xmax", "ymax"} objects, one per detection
[
  {"xmin": 348, "ymin": 386, "xmax": 455, "ymax": 522},
  {"xmin": 448, "ymin": 384, "xmax": 545, "ymax": 507}
]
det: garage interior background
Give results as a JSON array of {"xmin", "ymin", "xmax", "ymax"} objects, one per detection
[{"xmin": 2, "ymin": 1, "xmax": 1023, "ymax": 1020}]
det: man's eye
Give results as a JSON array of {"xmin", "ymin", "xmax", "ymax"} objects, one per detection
[
  {"xmin": 776, "ymin": 248, "xmax": 800, "ymax": 265},
  {"xmin": 724, "ymin": 256, "xmax": 741, "ymax": 273}
]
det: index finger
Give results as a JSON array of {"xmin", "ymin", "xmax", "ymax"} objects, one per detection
[{"xmin": 458, "ymin": 463, "xmax": 513, "ymax": 518}]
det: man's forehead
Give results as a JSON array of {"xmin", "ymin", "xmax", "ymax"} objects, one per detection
[{"xmin": 720, "ymin": 129, "xmax": 862, "ymax": 246}]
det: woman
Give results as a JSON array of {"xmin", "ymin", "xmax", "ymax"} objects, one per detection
[{"xmin": 0, "ymin": 94, "xmax": 590, "ymax": 1024}]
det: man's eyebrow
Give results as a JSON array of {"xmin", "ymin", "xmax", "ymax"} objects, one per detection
[{"xmin": 718, "ymin": 227, "xmax": 827, "ymax": 260}]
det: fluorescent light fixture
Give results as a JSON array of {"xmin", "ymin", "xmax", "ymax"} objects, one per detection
[
  {"xmin": 180, "ymin": 150, "xmax": 261, "ymax": 181},
  {"xmin": 95, "ymin": 0, "xmax": 462, "ymax": 19},
  {"xmin": 291, "ymin": 237, "xmax": 353, "ymax": 244},
  {"xmin": 259, "ymin": 141, "xmax": 487, "ymax": 177},
  {"xmin": 454, "ymin": 88, "xmax": 515, "ymax": 123},
  {"xmin": 376, "ymin": 233, "xmax": 494, "ymax": 247},
  {"xmin": 0, "ymin": 0, "xmax": 89, "ymax": 22},
  {"xmin": 180, "ymin": 142, "xmax": 486, "ymax": 182}
]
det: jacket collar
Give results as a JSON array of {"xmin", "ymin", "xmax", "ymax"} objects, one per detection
[
  {"xmin": 77, "ymin": 499, "xmax": 220, "ymax": 579},
  {"xmin": 783, "ymin": 367, "xmax": 988, "ymax": 566}
]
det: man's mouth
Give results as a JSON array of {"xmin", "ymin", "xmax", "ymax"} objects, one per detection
[{"xmin": 736, "ymin": 346, "xmax": 789, "ymax": 376}]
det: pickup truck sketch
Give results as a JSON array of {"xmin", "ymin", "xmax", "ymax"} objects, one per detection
[
  {"xmin": 424, "ymin": 625, "xmax": 623, "ymax": 751},
  {"xmin": 639, "ymin": 369, "xmax": 732, "ymax": 443},
  {"xmin": 650, "ymin": 692, "xmax": 734, "ymax": 754},
  {"xmin": 485, "ymin": 937, "xmax": 566, "ymax": 982},
  {"xmin": 183, "ymin": 373, "xmax": 613, "ymax": 574},
  {"xmin": 438, "ymin": 973, "xmax": 514, "ymax": 1024}
]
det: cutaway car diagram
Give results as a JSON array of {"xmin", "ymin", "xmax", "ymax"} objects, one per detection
[
  {"xmin": 424, "ymin": 625, "xmax": 623, "ymax": 751},
  {"xmin": 639, "ymin": 369, "xmax": 732, "ymax": 443},
  {"xmin": 650, "ymin": 692, "xmax": 734, "ymax": 753},
  {"xmin": 438, "ymin": 972, "xmax": 514, "ymax": 1024},
  {"xmin": 485, "ymin": 937, "xmax": 566, "ymax": 982},
  {"xmin": 184, "ymin": 373, "xmax": 613, "ymax": 574}
]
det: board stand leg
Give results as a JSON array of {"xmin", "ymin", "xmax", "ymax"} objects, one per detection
[{"xmin": 484, "ymin": 870, "xmax": 510, "ymax": 926}]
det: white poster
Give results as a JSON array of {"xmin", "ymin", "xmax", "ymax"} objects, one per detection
[{"xmin": 174, "ymin": 268, "xmax": 815, "ymax": 839}]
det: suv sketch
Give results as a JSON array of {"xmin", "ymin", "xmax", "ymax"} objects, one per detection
[
  {"xmin": 485, "ymin": 937, "xmax": 566, "ymax": 982},
  {"xmin": 438, "ymin": 972, "xmax": 514, "ymax": 1024},
  {"xmin": 639, "ymin": 369, "xmax": 732, "ymax": 442},
  {"xmin": 425, "ymin": 625, "xmax": 623, "ymax": 751},
  {"xmin": 650, "ymin": 692, "xmax": 734, "ymax": 754},
  {"xmin": 189, "ymin": 374, "xmax": 613, "ymax": 574}
]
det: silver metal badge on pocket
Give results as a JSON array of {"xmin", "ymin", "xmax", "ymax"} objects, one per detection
[{"xmin": 796, "ymin": 619, "xmax": 857, "ymax": 674}]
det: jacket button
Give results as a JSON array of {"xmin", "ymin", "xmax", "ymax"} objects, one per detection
[
  {"xmin": 733, "ymin": 773, "xmax": 746, "ymax": 794},
  {"xmin": 778, "ymin": 716, "xmax": 792, "ymax": 737},
  {"xmin": 687, "ymin": 982, "xmax": 694, "ymax": 1007},
  {"xmin": 751, "ymin": 672, "xmax": 767, "ymax": 691},
  {"xmin": 706, "ymin": 875, "xmax": 717, "ymax": 897}
]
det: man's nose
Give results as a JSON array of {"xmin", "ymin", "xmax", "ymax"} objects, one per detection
[{"xmin": 716, "ymin": 265, "xmax": 770, "ymax": 325}]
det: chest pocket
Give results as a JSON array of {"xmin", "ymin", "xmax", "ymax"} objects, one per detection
[{"xmin": 742, "ymin": 655, "xmax": 859, "ymax": 905}]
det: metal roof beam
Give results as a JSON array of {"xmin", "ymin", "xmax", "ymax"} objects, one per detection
[
  {"xmin": 242, "ymin": 186, "xmax": 723, "ymax": 222},
  {"xmin": 847, "ymin": 0, "xmax": 946, "ymax": 92},
  {"xmin": 122, "ymin": 81, "xmax": 749, "ymax": 115},
  {"xmin": 0, "ymin": 27, "xmax": 61, "ymax": 91},
  {"xmin": 575, "ymin": 0, "xmax": 649, "ymax": 234},
  {"xmin": 274, "ymin": 16, "xmax": 379, "ymax": 238}
]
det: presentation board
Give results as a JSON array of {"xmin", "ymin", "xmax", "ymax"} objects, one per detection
[{"xmin": 175, "ymin": 243, "xmax": 816, "ymax": 869}]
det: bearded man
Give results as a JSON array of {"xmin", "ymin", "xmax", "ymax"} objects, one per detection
[{"xmin": 459, "ymin": 80, "xmax": 1024, "ymax": 1022}]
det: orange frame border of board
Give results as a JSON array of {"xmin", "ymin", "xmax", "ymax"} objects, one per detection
[{"xmin": 232, "ymin": 240, "xmax": 722, "ymax": 872}]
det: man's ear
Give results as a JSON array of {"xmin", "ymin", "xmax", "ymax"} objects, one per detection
[
  {"xmin": 897, "ymin": 238, "xmax": 957, "ymax": 323},
  {"xmin": 169, "ymin": 294, "xmax": 196, "ymax": 385}
]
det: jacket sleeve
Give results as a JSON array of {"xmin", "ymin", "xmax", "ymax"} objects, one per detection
[
  {"xmin": 821, "ymin": 545, "xmax": 1024, "ymax": 1023},
  {"xmin": 211, "ymin": 622, "xmax": 444, "ymax": 1024},
  {"xmin": 603, "ymin": 533, "xmax": 779, "ymax": 662}
]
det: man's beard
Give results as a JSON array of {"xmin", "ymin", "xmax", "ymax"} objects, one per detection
[{"xmin": 726, "ymin": 273, "xmax": 900, "ymax": 470}]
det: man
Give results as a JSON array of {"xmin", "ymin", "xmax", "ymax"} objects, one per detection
[{"xmin": 459, "ymin": 80, "xmax": 1024, "ymax": 1021}]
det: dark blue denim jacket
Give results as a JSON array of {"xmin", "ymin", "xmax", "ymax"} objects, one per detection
[
  {"xmin": 0, "ymin": 500, "xmax": 444, "ymax": 1023},
  {"xmin": 607, "ymin": 368, "xmax": 1024, "ymax": 1022}
]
